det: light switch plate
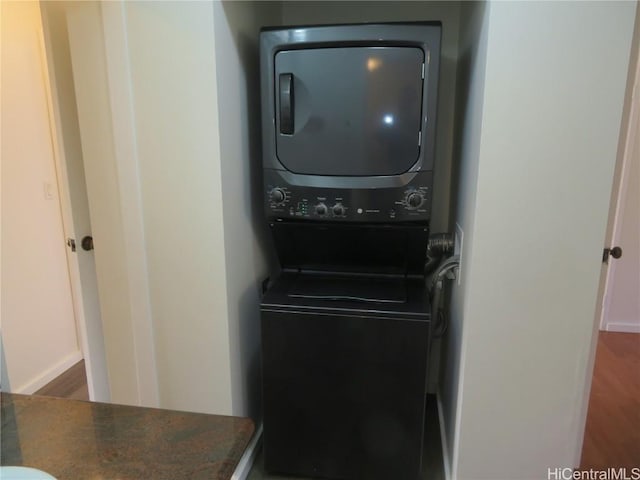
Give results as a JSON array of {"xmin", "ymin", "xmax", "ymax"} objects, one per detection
[{"xmin": 455, "ymin": 223, "xmax": 463, "ymax": 285}]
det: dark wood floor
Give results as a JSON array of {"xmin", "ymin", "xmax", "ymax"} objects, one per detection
[
  {"xmin": 581, "ymin": 331, "xmax": 640, "ymax": 469},
  {"xmin": 34, "ymin": 359, "xmax": 89, "ymax": 401}
]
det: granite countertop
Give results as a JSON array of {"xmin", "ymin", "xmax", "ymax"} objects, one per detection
[{"xmin": 1, "ymin": 393, "xmax": 254, "ymax": 480}]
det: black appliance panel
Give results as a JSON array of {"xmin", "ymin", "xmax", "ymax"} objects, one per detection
[
  {"xmin": 288, "ymin": 273, "xmax": 406, "ymax": 303},
  {"xmin": 265, "ymin": 169, "xmax": 432, "ymax": 223},
  {"xmin": 261, "ymin": 273, "xmax": 430, "ymax": 480},
  {"xmin": 275, "ymin": 47, "xmax": 424, "ymax": 177},
  {"xmin": 269, "ymin": 222, "xmax": 429, "ymax": 276}
]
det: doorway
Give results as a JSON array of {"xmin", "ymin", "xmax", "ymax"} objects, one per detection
[
  {"xmin": 580, "ymin": 8, "xmax": 640, "ymax": 469},
  {"xmin": 1, "ymin": 0, "xmax": 85, "ymax": 396},
  {"xmin": 1, "ymin": 0, "xmax": 112, "ymax": 402}
]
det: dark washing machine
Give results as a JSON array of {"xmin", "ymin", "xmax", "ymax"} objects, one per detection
[
  {"xmin": 260, "ymin": 224, "xmax": 432, "ymax": 480},
  {"xmin": 261, "ymin": 272, "xmax": 430, "ymax": 480}
]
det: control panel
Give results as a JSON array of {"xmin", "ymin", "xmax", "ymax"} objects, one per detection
[{"xmin": 264, "ymin": 170, "xmax": 432, "ymax": 223}]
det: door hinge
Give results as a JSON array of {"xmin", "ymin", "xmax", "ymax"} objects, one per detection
[{"xmin": 66, "ymin": 238, "xmax": 76, "ymax": 252}]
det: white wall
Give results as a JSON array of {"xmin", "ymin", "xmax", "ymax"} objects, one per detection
[
  {"xmin": 1, "ymin": 0, "xmax": 81, "ymax": 393},
  {"xmin": 441, "ymin": 1, "xmax": 490, "ymax": 474},
  {"xmin": 123, "ymin": 1, "xmax": 233, "ymax": 414},
  {"xmin": 213, "ymin": 1, "xmax": 283, "ymax": 417},
  {"xmin": 282, "ymin": 1, "xmax": 461, "ymax": 234},
  {"xmin": 446, "ymin": 2, "xmax": 636, "ymax": 478},
  {"xmin": 114, "ymin": 1, "xmax": 281, "ymax": 415}
]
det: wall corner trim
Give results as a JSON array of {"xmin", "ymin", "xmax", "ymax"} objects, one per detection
[{"xmin": 231, "ymin": 423, "xmax": 263, "ymax": 480}]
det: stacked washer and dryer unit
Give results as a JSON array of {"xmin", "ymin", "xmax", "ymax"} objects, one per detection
[{"xmin": 259, "ymin": 23, "xmax": 442, "ymax": 480}]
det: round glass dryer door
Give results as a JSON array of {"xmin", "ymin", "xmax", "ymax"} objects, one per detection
[{"xmin": 274, "ymin": 46, "xmax": 425, "ymax": 177}]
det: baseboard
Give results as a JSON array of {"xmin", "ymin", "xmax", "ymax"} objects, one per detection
[
  {"xmin": 605, "ymin": 322, "xmax": 640, "ymax": 333},
  {"xmin": 12, "ymin": 350, "xmax": 83, "ymax": 394},
  {"xmin": 436, "ymin": 390, "xmax": 453, "ymax": 480},
  {"xmin": 231, "ymin": 422, "xmax": 263, "ymax": 480}
]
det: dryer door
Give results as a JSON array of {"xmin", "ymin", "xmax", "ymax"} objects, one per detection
[{"xmin": 274, "ymin": 47, "xmax": 424, "ymax": 176}]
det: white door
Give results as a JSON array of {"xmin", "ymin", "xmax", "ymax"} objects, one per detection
[
  {"xmin": 600, "ymin": 43, "xmax": 640, "ymax": 334},
  {"xmin": 39, "ymin": 1, "xmax": 111, "ymax": 401},
  {"xmin": 1, "ymin": 0, "xmax": 82, "ymax": 394}
]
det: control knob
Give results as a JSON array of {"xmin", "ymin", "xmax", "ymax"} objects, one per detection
[
  {"xmin": 406, "ymin": 192, "xmax": 423, "ymax": 209},
  {"xmin": 332, "ymin": 204, "xmax": 345, "ymax": 216},
  {"xmin": 315, "ymin": 203, "xmax": 327, "ymax": 216},
  {"xmin": 270, "ymin": 188, "xmax": 286, "ymax": 204}
]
